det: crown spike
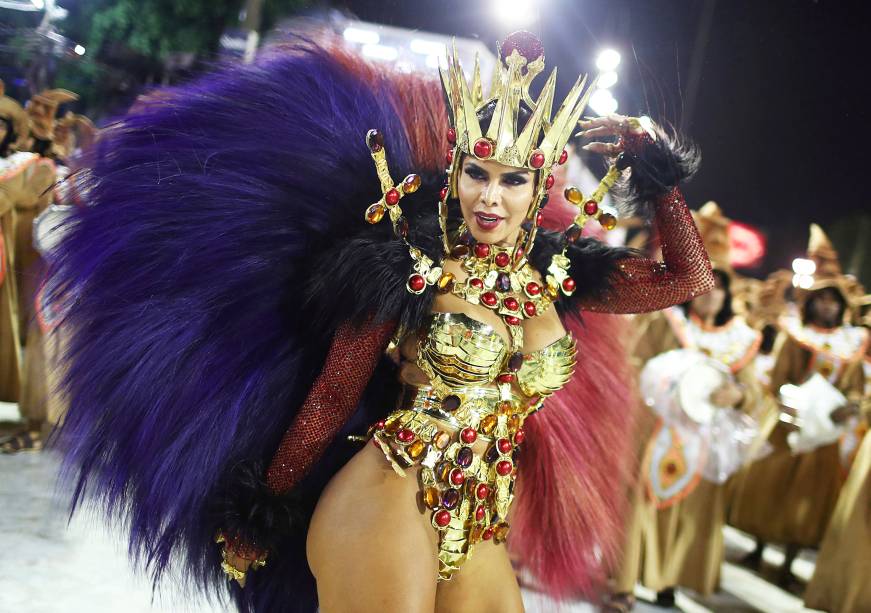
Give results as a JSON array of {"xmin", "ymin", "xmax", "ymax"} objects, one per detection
[
  {"xmin": 471, "ymin": 53, "xmax": 484, "ymax": 107},
  {"xmin": 540, "ymin": 74, "xmax": 592, "ymax": 165},
  {"xmin": 488, "ymin": 50, "xmax": 525, "ymax": 163},
  {"xmin": 514, "ymin": 67, "xmax": 557, "ymax": 160},
  {"xmin": 452, "ymin": 42, "xmax": 483, "ymax": 149}
]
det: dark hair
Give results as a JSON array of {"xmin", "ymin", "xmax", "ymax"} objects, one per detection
[
  {"xmin": 802, "ymin": 286, "xmax": 847, "ymax": 326},
  {"xmin": 475, "ymin": 98, "xmax": 534, "ymax": 136},
  {"xmin": 0, "ymin": 117, "xmax": 15, "ymax": 157},
  {"xmin": 682, "ymin": 268, "xmax": 734, "ymax": 326},
  {"xmin": 760, "ymin": 323, "xmax": 778, "ymax": 354}
]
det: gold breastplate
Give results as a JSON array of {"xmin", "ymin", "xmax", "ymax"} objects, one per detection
[{"xmin": 416, "ymin": 312, "xmax": 577, "ymax": 403}]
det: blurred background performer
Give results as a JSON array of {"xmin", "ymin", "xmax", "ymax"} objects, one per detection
[
  {"xmin": 609, "ymin": 202, "xmax": 771, "ymax": 609},
  {"xmin": 47, "ymin": 31, "xmax": 712, "ymax": 612},
  {"xmin": 727, "ymin": 224, "xmax": 867, "ymax": 587}
]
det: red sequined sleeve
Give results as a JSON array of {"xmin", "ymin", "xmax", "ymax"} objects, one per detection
[
  {"xmin": 579, "ymin": 185, "xmax": 714, "ymax": 314},
  {"xmin": 265, "ymin": 318, "xmax": 395, "ymax": 494}
]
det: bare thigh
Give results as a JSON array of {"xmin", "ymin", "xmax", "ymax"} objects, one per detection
[
  {"xmin": 435, "ymin": 540, "xmax": 524, "ymax": 613},
  {"xmin": 308, "ymin": 443, "xmax": 439, "ymax": 613}
]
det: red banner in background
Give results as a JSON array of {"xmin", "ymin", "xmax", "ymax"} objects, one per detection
[{"xmin": 728, "ymin": 221, "xmax": 766, "ymax": 268}]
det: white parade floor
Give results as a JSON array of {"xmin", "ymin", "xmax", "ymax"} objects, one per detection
[{"xmin": 0, "ymin": 401, "xmax": 823, "ymax": 612}]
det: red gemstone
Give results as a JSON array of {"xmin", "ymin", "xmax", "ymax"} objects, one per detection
[
  {"xmin": 473, "ymin": 138, "xmax": 494, "ymax": 159},
  {"xmin": 396, "ymin": 428, "xmax": 415, "ymax": 443},
  {"xmin": 526, "ymin": 282, "xmax": 541, "ymax": 296},
  {"xmin": 514, "ymin": 247, "xmax": 525, "ymax": 262},
  {"xmin": 504, "ymin": 316, "xmax": 521, "ymax": 326},
  {"xmin": 476, "ymin": 483, "xmax": 490, "ymax": 500},
  {"xmin": 583, "ymin": 200, "xmax": 598, "ymax": 216},
  {"xmin": 445, "ymin": 149, "xmax": 454, "ymax": 164},
  {"xmin": 439, "ymin": 186, "xmax": 449, "ymax": 201},
  {"xmin": 460, "ymin": 427, "xmax": 478, "ymax": 444},
  {"xmin": 434, "ymin": 510, "xmax": 451, "ymax": 527},
  {"xmin": 562, "ymin": 277, "xmax": 576, "ymax": 293},
  {"xmin": 495, "ymin": 252, "xmax": 510, "ymax": 267},
  {"xmin": 503, "ymin": 297, "xmax": 519, "ymax": 311},
  {"xmin": 497, "ymin": 438, "xmax": 512, "ymax": 454},
  {"xmin": 474, "ymin": 243, "xmax": 491, "ymax": 258},
  {"xmin": 475, "ymin": 505, "xmax": 486, "ymax": 522},
  {"xmin": 497, "ymin": 373, "xmax": 516, "ymax": 384},
  {"xmin": 529, "ymin": 151, "xmax": 545, "ymax": 169},
  {"xmin": 385, "ymin": 188, "xmax": 400, "ymax": 206},
  {"xmin": 524, "ymin": 301, "xmax": 536, "ymax": 317},
  {"xmin": 481, "ymin": 292, "xmax": 498, "ymax": 307},
  {"xmin": 449, "ymin": 468, "xmax": 466, "ymax": 486},
  {"xmin": 470, "ymin": 278, "xmax": 484, "ymax": 289},
  {"xmin": 496, "ymin": 460, "xmax": 513, "ymax": 476},
  {"xmin": 536, "ymin": 211, "xmax": 544, "ymax": 226},
  {"xmin": 408, "ymin": 274, "xmax": 426, "ymax": 292},
  {"xmin": 559, "ymin": 149, "xmax": 569, "ymax": 165},
  {"xmin": 374, "ymin": 420, "xmax": 386, "ymax": 430},
  {"xmin": 447, "ymin": 127, "xmax": 456, "ymax": 145},
  {"xmin": 514, "ymin": 428, "xmax": 526, "ymax": 444},
  {"xmin": 545, "ymin": 174, "xmax": 555, "ymax": 190},
  {"xmin": 482, "ymin": 527, "xmax": 494, "ymax": 540}
]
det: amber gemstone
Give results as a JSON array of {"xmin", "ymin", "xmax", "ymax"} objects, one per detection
[
  {"xmin": 564, "ymin": 223, "xmax": 582, "ymax": 243},
  {"xmin": 396, "ymin": 216, "xmax": 410, "ymax": 238},
  {"xmin": 384, "ymin": 418, "xmax": 401, "ymax": 433},
  {"xmin": 476, "ymin": 483, "xmax": 491, "ymax": 500},
  {"xmin": 469, "ymin": 525, "xmax": 484, "ymax": 543},
  {"xmin": 503, "ymin": 297, "xmax": 519, "ymax": 311},
  {"xmin": 545, "ymin": 283, "xmax": 559, "ymax": 301},
  {"xmin": 504, "ymin": 316, "xmax": 521, "ymax": 326},
  {"xmin": 481, "ymin": 292, "xmax": 498, "ymax": 307},
  {"xmin": 496, "ymin": 460, "xmax": 513, "ymax": 476},
  {"xmin": 514, "ymin": 428, "xmax": 526, "ymax": 445},
  {"xmin": 434, "ymin": 510, "xmax": 452, "ymax": 527},
  {"xmin": 559, "ymin": 149, "xmax": 569, "ymax": 165},
  {"xmin": 469, "ymin": 277, "xmax": 484, "ymax": 289},
  {"xmin": 434, "ymin": 431, "xmax": 451, "ymax": 449},
  {"xmin": 482, "ymin": 527, "xmax": 494, "ymax": 540},
  {"xmin": 441, "ymin": 487, "xmax": 460, "ymax": 510},
  {"xmin": 485, "ymin": 444, "xmax": 500, "ymax": 463},
  {"xmin": 496, "ymin": 272, "xmax": 511, "ymax": 292},
  {"xmin": 402, "ymin": 174, "xmax": 421, "ymax": 194},
  {"xmin": 396, "ymin": 428, "xmax": 415, "ymax": 444},
  {"xmin": 441, "ymin": 394, "xmax": 461, "ymax": 412},
  {"xmin": 480, "ymin": 414, "xmax": 498, "ymax": 435},
  {"xmin": 507, "ymin": 352, "xmax": 524, "ymax": 372},
  {"xmin": 438, "ymin": 461, "xmax": 453, "ymax": 482},
  {"xmin": 545, "ymin": 174, "xmax": 555, "ymax": 190},
  {"xmin": 449, "ymin": 468, "xmax": 466, "ymax": 486},
  {"xmin": 497, "ymin": 400, "xmax": 514, "ymax": 416},
  {"xmin": 494, "ymin": 522, "xmax": 510, "ymax": 543},
  {"xmin": 446, "ymin": 127, "xmax": 457, "ymax": 145},
  {"xmin": 473, "ymin": 138, "xmax": 494, "ymax": 159},
  {"xmin": 437, "ymin": 272, "xmax": 455, "ymax": 293},
  {"xmin": 524, "ymin": 301, "xmax": 537, "ymax": 317},
  {"xmin": 366, "ymin": 129, "xmax": 384, "ymax": 152},
  {"xmin": 474, "ymin": 243, "xmax": 491, "ymax": 258},
  {"xmin": 564, "ymin": 186, "xmax": 583, "ymax": 205},
  {"xmin": 562, "ymin": 277, "xmax": 576, "ymax": 293},
  {"xmin": 456, "ymin": 446, "xmax": 474, "ymax": 468},
  {"xmin": 475, "ymin": 504, "xmax": 486, "ymax": 522},
  {"xmin": 529, "ymin": 150, "xmax": 545, "ymax": 169},
  {"xmin": 497, "ymin": 438, "xmax": 512, "ymax": 454},
  {"xmin": 408, "ymin": 439, "xmax": 426, "ymax": 459},
  {"xmin": 423, "ymin": 486, "xmax": 440, "ymax": 510},
  {"xmin": 494, "ymin": 252, "xmax": 511, "ymax": 267},
  {"xmin": 365, "ymin": 202, "xmax": 386, "ymax": 224},
  {"xmin": 507, "ymin": 415, "xmax": 521, "ymax": 434},
  {"xmin": 439, "ymin": 186, "xmax": 449, "ymax": 201},
  {"xmin": 525, "ymin": 282, "xmax": 541, "ymax": 296},
  {"xmin": 407, "ymin": 274, "xmax": 426, "ymax": 293},
  {"xmin": 450, "ymin": 243, "xmax": 470, "ymax": 258},
  {"xmin": 599, "ymin": 212, "xmax": 617, "ymax": 231},
  {"xmin": 460, "ymin": 427, "xmax": 478, "ymax": 444}
]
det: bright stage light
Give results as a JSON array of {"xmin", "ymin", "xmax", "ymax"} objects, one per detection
[
  {"xmin": 597, "ymin": 71, "xmax": 618, "ymax": 89},
  {"xmin": 793, "ymin": 273, "xmax": 814, "ymax": 289},
  {"xmin": 491, "ymin": 0, "xmax": 538, "ymax": 27},
  {"xmin": 410, "ymin": 39, "xmax": 446, "ymax": 57},
  {"xmin": 343, "ymin": 27, "xmax": 379, "ymax": 45},
  {"xmin": 361, "ymin": 44, "xmax": 398, "ymax": 62},
  {"xmin": 596, "ymin": 49, "xmax": 621, "ymax": 72},
  {"xmin": 792, "ymin": 258, "xmax": 816, "ymax": 276},
  {"xmin": 31, "ymin": 0, "xmax": 45, "ymax": 8},
  {"xmin": 589, "ymin": 88, "xmax": 618, "ymax": 116},
  {"xmin": 74, "ymin": 44, "xmax": 85, "ymax": 56}
]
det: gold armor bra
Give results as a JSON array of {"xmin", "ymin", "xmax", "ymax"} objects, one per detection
[{"xmin": 369, "ymin": 312, "xmax": 576, "ymax": 580}]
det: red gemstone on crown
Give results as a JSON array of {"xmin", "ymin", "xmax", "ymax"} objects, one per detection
[
  {"xmin": 526, "ymin": 282, "xmax": 541, "ymax": 296},
  {"xmin": 545, "ymin": 174, "xmax": 555, "ymax": 190},
  {"xmin": 434, "ymin": 510, "xmax": 452, "ymax": 527},
  {"xmin": 583, "ymin": 200, "xmax": 598, "ymax": 216},
  {"xmin": 559, "ymin": 149, "xmax": 569, "ymax": 165},
  {"xmin": 473, "ymin": 138, "xmax": 494, "ymax": 159},
  {"xmin": 460, "ymin": 427, "xmax": 478, "ymax": 444},
  {"xmin": 447, "ymin": 127, "xmax": 456, "ymax": 145},
  {"xmin": 385, "ymin": 188, "xmax": 400, "ymax": 206},
  {"xmin": 529, "ymin": 150, "xmax": 545, "ymax": 169},
  {"xmin": 496, "ymin": 460, "xmax": 513, "ymax": 476},
  {"xmin": 481, "ymin": 292, "xmax": 498, "ymax": 307},
  {"xmin": 474, "ymin": 243, "xmax": 491, "ymax": 258},
  {"xmin": 524, "ymin": 301, "xmax": 536, "ymax": 317},
  {"xmin": 408, "ymin": 274, "xmax": 426, "ymax": 292},
  {"xmin": 495, "ymin": 252, "xmax": 511, "ymax": 267}
]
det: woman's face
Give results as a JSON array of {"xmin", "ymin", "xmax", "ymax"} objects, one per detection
[
  {"xmin": 457, "ymin": 156, "xmax": 535, "ymax": 247},
  {"xmin": 690, "ymin": 274, "xmax": 726, "ymax": 320},
  {"xmin": 809, "ymin": 288, "xmax": 843, "ymax": 327}
]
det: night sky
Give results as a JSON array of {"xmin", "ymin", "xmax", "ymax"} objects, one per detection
[{"xmin": 332, "ymin": 0, "xmax": 870, "ymax": 283}]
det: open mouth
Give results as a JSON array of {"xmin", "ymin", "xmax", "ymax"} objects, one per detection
[{"xmin": 474, "ymin": 212, "xmax": 503, "ymax": 231}]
